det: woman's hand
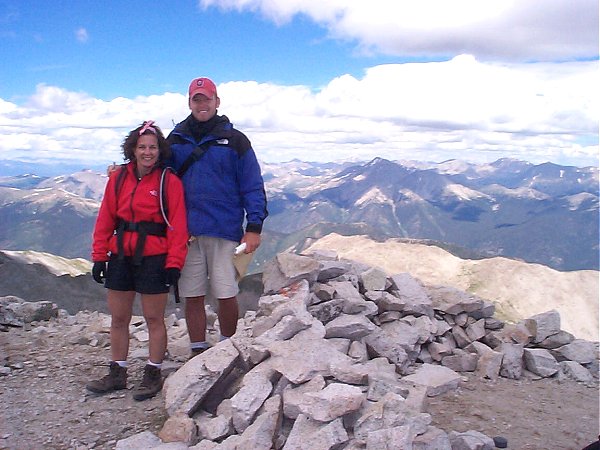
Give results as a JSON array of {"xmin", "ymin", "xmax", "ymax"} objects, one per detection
[{"xmin": 92, "ymin": 262, "xmax": 106, "ymax": 284}]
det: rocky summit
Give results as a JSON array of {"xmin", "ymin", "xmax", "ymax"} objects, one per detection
[{"xmin": 1, "ymin": 249, "xmax": 598, "ymax": 449}]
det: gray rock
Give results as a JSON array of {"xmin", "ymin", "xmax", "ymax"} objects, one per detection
[
  {"xmin": 537, "ymin": 330, "xmax": 575, "ymax": 349},
  {"xmin": 523, "ymin": 348, "xmax": 560, "ymax": 377},
  {"xmin": 402, "ymin": 364, "xmax": 462, "ymax": 397},
  {"xmin": 469, "ymin": 301, "xmax": 496, "ymax": 320},
  {"xmin": 311, "ymin": 282, "xmax": 336, "ymax": 302},
  {"xmin": 158, "ymin": 414, "xmax": 199, "ymax": 445},
  {"xmin": 317, "ymin": 260, "xmax": 352, "ymax": 282},
  {"xmin": 413, "ymin": 426, "xmax": 452, "ymax": 450},
  {"xmin": 449, "ymin": 430, "xmax": 495, "ymax": 449},
  {"xmin": 528, "ymin": 310, "xmax": 562, "ymax": 343},
  {"xmin": 195, "ymin": 411, "xmax": 234, "ymax": 442},
  {"xmin": 348, "ymin": 339, "xmax": 369, "ymax": 363},
  {"xmin": 387, "ymin": 273, "xmax": 434, "ymax": 318},
  {"xmin": 451, "ymin": 325, "xmax": 471, "ymax": 348},
  {"xmin": 283, "ymin": 414, "xmax": 348, "ymax": 450},
  {"xmin": 283, "ymin": 376, "xmax": 327, "ymax": 420},
  {"xmin": 298, "ymin": 383, "xmax": 364, "ymax": 422},
  {"xmin": 465, "ymin": 319, "xmax": 486, "ymax": 342},
  {"xmin": 553, "ymin": 339, "xmax": 597, "ymax": 364},
  {"xmin": 163, "ymin": 339, "xmax": 241, "ymax": 416},
  {"xmin": 262, "ymin": 253, "xmax": 321, "ymax": 294},
  {"xmin": 308, "ymin": 298, "xmax": 345, "ymax": 323},
  {"xmin": 230, "ymin": 372, "xmax": 273, "ymax": 433},
  {"xmin": 427, "ymin": 286, "xmax": 485, "ymax": 315},
  {"xmin": 354, "ymin": 392, "xmax": 431, "ymax": 442},
  {"xmin": 484, "ymin": 317, "xmax": 504, "ymax": 330},
  {"xmin": 468, "ymin": 341, "xmax": 503, "ymax": 380},
  {"xmin": 365, "ymin": 425, "xmax": 415, "ymax": 449},
  {"xmin": 558, "ymin": 361, "xmax": 595, "ymax": 383},
  {"xmin": 441, "ymin": 348, "xmax": 478, "ymax": 372},
  {"xmin": 1, "ymin": 297, "xmax": 58, "ymax": 326},
  {"xmin": 499, "ymin": 343, "xmax": 525, "ymax": 380},
  {"xmin": 232, "ymin": 394, "xmax": 281, "ymax": 450},
  {"xmin": 268, "ymin": 334, "xmax": 353, "ymax": 384},
  {"xmin": 364, "ymin": 329, "xmax": 410, "ymax": 372},
  {"xmin": 428, "ymin": 341, "xmax": 454, "ymax": 362},
  {"xmin": 359, "ymin": 266, "xmax": 388, "ymax": 291},
  {"xmin": 115, "ymin": 431, "xmax": 162, "ymax": 449}
]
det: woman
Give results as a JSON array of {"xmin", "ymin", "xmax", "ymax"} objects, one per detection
[{"xmin": 87, "ymin": 121, "xmax": 188, "ymax": 401}]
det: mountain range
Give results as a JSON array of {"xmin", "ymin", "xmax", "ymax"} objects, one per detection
[{"xmin": 0, "ymin": 157, "xmax": 598, "ymax": 272}]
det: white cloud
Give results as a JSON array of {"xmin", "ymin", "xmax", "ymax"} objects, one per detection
[
  {"xmin": 199, "ymin": 0, "xmax": 598, "ymax": 60},
  {"xmin": 75, "ymin": 27, "xmax": 89, "ymax": 43},
  {"xmin": 219, "ymin": 56, "xmax": 599, "ymax": 165},
  {"xmin": 0, "ymin": 57, "xmax": 597, "ymax": 168},
  {"xmin": 0, "ymin": 85, "xmax": 188, "ymax": 166}
]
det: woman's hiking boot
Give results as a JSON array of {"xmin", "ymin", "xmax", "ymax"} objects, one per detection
[
  {"xmin": 86, "ymin": 362, "xmax": 127, "ymax": 393},
  {"xmin": 132, "ymin": 364, "xmax": 163, "ymax": 401}
]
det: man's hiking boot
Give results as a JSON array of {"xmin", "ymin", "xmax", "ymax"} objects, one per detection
[
  {"xmin": 132, "ymin": 364, "xmax": 163, "ymax": 401},
  {"xmin": 190, "ymin": 347, "xmax": 209, "ymax": 360},
  {"xmin": 86, "ymin": 362, "xmax": 127, "ymax": 393}
]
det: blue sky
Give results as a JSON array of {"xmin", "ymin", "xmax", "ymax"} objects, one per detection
[
  {"xmin": 0, "ymin": 0, "xmax": 598, "ymax": 170},
  {"xmin": 1, "ymin": 1, "xmax": 383, "ymax": 100}
]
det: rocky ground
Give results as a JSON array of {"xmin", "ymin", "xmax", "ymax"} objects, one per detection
[
  {"xmin": 428, "ymin": 373, "xmax": 599, "ymax": 450},
  {"xmin": 1, "ymin": 316, "xmax": 598, "ymax": 450},
  {"xmin": 0, "ymin": 321, "xmax": 173, "ymax": 449}
]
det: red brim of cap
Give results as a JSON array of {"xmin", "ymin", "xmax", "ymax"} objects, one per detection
[{"xmin": 189, "ymin": 88, "xmax": 215, "ymax": 98}]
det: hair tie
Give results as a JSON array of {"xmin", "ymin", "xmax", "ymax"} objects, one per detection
[{"xmin": 139, "ymin": 120, "xmax": 157, "ymax": 135}]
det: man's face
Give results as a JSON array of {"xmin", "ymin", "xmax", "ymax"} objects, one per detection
[{"xmin": 189, "ymin": 93, "xmax": 220, "ymax": 122}]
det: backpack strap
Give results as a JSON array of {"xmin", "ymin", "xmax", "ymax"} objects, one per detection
[
  {"xmin": 159, "ymin": 166, "xmax": 177, "ymax": 228},
  {"xmin": 113, "ymin": 164, "xmax": 128, "ymax": 201},
  {"xmin": 177, "ymin": 140, "xmax": 218, "ymax": 177},
  {"xmin": 115, "ymin": 220, "xmax": 167, "ymax": 265}
]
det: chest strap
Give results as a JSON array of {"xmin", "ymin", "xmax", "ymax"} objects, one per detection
[{"xmin": 115, "ymin": 220, "xmax": 167, "ymax": 266}]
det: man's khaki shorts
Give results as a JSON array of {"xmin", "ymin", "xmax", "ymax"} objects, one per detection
[{"xmin": 178, "ymin": 236, "xmax": 239, "ymax": 299}]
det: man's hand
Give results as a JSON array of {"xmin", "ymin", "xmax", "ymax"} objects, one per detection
[
  {"xmin": 241, "ymin": 231, "xmax": 261, "ymax": 253},
  {"xmin": 107, "ymin": 162, "xmax": 118, "ymax": 176}
]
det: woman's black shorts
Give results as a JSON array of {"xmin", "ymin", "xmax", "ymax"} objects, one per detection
[{"xmin": 105, "ymin": 253, "xmax": 169, "ymax": 294}]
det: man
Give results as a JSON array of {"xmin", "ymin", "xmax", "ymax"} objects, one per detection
[{"xmin": 167, "ymin": 77, "xmax": 268, "ymax": 356}]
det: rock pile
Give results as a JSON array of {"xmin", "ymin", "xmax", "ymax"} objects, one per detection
[
  {"xmin": 1, "ymin": 250, "xmax": 598, "ymax": 449},
  {"xmin": 117, "ymin": 250, "xmax": 598, "ymax": 449}
]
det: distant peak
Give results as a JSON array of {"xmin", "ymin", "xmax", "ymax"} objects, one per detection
[{"xmin": 366, "ymin": 157, "xmax": 391, "ymax": 166}]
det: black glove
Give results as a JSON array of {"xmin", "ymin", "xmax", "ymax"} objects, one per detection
[
  {"xmin": 165, "ymin": 268, "xmax": 181, "ymax": 287},
  {"xmin": 92, "ymin": 261, "xmax": 106, "ymax": 284}
]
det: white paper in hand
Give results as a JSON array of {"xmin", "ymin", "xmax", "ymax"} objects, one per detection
[{"xmin": 233, "ymin": 243, "xmax": 252, "ymax": 281}]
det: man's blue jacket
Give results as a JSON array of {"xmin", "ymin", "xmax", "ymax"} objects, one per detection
[{"xmin": 167, "ymin": 114, "xmax": 268, "ymax": 242}]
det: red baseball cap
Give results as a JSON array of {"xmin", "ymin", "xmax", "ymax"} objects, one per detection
[{"xmin": 188, "ymin": 77, "xmax": 217, "ymax": 98}]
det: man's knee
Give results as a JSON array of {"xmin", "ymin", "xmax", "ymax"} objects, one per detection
[
  {"xmin": 219, "ymin": 296, "xmax": 238, "ymax": 306},
  {"xmin": 186, "ymin": 296, "xmax": 205, "ymax": 310}
]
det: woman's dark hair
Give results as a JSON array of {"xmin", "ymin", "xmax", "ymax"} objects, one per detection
[{"xmin": 121, "ymin": 121, "xmax": 171, "ymax": 162}]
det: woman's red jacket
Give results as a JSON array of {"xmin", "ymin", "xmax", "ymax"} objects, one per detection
[{"xmin": 91, "ymin": 163, "xmax": 188, "ymax": 269}]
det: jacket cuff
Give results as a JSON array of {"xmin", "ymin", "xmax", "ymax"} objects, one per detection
[{"xmin": 245, "ymin": 223, "xmax": 263, "ymax": 234}]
